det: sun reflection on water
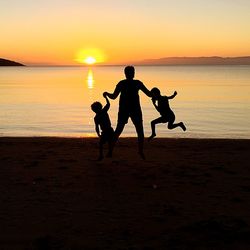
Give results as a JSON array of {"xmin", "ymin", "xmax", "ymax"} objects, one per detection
[
  {"xmin": 87, "ymin": 69, "xmax": 94, "ymax": 89},
  {"xmin": 86, "ymin": 69, "xmax": 95, "ymax": 129}
]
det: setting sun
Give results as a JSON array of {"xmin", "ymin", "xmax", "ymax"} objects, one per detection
[
  {"xmin": 84, "ymin": 56, "xmax": 96, "ymax": 65},
  {"xmin": 76, "ymin": 48, "xmax": 106, "ymax": 65}
]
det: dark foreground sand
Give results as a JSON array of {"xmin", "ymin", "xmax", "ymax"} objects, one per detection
[{"xmin": 0, "ymin": 137, "xmax": 250, "ymax": 250}]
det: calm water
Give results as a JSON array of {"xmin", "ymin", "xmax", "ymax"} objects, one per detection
[{"xmin": 0, "ymin": 65, "xmax": 250, "ymax": 138}]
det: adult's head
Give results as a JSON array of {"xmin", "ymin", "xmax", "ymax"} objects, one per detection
[{"xmin": 124, "ymin": 66, "xmax": 135, "ymax": 80}]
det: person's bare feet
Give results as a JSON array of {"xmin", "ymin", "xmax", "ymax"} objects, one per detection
[
  {"xmin": 148, "ymin": 133, "xmax": 156, "ymax": 141},
  {"xmin": 180, "ymin": 122, "xmax": 186, "ymax": 131}
]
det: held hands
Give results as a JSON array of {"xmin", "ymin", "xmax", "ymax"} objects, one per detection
[{"xmin": 103, "ymin": 92, "xmax": 110, "ymax": 103}]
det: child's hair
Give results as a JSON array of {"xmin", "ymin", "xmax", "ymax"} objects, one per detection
[
  {"xmin": 151, "ymin": 87, "xmax": 161, "ymax": 96},
  {"xmin": 91, "ymin": 101, "xmax": 102, "ymax": 113}
]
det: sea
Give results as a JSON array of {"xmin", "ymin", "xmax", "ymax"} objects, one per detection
[{"xmin": 0, "ymin": 65, "xmax": 250, "ymax": 138}]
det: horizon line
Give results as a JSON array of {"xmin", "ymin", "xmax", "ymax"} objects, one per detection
[
  {"xmin": 20, "ymin": 63, "xmax": 250, "ymax": 68},
  {"xmin": 26, "ymin": 55, "xmax": 250, "ymax": 67},
  {"xmin": 3, "ymin": 55, "xmax": 250, "ymax": 67}
]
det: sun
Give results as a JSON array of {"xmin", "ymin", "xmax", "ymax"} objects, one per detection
[
  {"xmin": 76, "ymin": 48, "xmax": 106, "ymax": 65},
  {"xmin": 84, "ymin": 56, "xmax": 96, "ymax": 65}
]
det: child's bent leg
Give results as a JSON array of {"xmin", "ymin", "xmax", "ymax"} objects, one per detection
[
  {"xmin": 148, "ymin": 117, "xmax": 166, "ymax": 140},
  {"xmin": 180, "ymin": 122, "xmax": 186, "ymax": 131},
  {"xmin": 168, "ymin": 121, "xmax": 186, "ymax": 131}
]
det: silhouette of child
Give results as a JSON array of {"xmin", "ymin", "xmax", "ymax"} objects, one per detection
[
  {"xmin": 91, "ymin": 96, "xmax": 114, "ymax": 160},
  {"xmin": 148, "ymin": 87, "xmax": 186, "ymax": 140}
]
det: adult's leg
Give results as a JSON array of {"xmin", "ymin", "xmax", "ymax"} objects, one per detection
[
  {"xmin": 106, "ymin": 129, "xmax": 115, "ymax": 157},
  {"xmin": 148, "ymin": 117, "xmax": 167, "ymax": 140},
  {"xmin": 107, "ymin": 123, "xmax": 125, "ymax": 156},
  {"xmin": 114, "ymin": 121, "xmax": 126, "ymax": 141},
  {"xmin": 131, "ymin": 115, "xmax": 145, "ymax": 159},
  {"xmin": 114, "ymin": 111, "xmax": 129, "ymax": 141},
  {"xmin": 110, "ymin": 112, "xmax": 128, "ymax": 155}
]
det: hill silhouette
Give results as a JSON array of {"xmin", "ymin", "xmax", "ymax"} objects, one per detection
[
  {"xmin": 0, "ymin": 58, "xmax": 25, "ymax": 66},
  {"xmin": 138, "ymin": 56, "xmax": 250, "ymax": 65}
]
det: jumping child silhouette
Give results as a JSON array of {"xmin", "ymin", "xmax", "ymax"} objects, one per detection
[
  {"xmin": 148, "ymin": 87, "xmax": 186, "ymax": 140},
  {"xmin": 91, "ymin": 96, "xmax": 114, "ymax": 160}
]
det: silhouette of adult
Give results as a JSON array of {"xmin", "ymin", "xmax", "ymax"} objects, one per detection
[{"xmin": 103, "ymin": 66, "xmax": 151, "ymax": 159}]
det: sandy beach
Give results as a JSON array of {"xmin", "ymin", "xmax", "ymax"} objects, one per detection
[{"xmin": 0, "ymin": 137, "xmax": 250, "ymax": 249}]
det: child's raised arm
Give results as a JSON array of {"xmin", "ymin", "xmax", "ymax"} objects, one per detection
[
  {"xmin": 168, "ymin": 91, "xmax": 177, "ymax": 99},
  {"xmin": 103, "ymin": 96, "xmax": 110, "ymax": 112}
]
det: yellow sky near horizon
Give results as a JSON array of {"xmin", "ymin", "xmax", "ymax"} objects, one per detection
[{"xmin": 1, "ymin": 0, "xmax": 250, "ymax": 65}]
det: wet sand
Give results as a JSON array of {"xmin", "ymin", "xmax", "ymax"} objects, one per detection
[{"xmin": 0, "ymin": 137, "xmax": 250, "ymax": 249}]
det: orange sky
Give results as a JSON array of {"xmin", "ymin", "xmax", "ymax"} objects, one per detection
[{"xmin": 1, "ymin": 0, "xmax": 250, "ymax": 65}]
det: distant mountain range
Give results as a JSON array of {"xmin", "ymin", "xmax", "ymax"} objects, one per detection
[
  {"xmin": 0, "ymin": 58, "xmax": 25, "ymax": 66},
  {"xmin": 1, "ymin": 56, "xmax": 250, "ymax": 66},
  {"xmin": 137, "ymin": 56, "xmax": 250, "ymax": 65}
]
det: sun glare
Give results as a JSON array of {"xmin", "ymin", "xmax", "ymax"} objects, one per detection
[
  {"xmin": 84, "ymin": 56, "xmax": 96, "ymax": 65},
  {"xmin": 76, "ymin": 48, "xmax": 106, "ymax": 65}
]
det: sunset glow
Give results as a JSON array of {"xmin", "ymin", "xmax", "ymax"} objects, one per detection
[
  {"xmin": 76, "ymin": 49, "xmax": 106, "ymax": 65},
  {"xmin": 1, "ymin": 1, "xmax": 250, "ymax": 65}
]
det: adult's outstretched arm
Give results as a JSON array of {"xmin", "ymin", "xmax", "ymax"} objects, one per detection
[
  {"xmin": 103, "ymin": 84, "xmax": 121, "ymax": 100},
  {"xmin": 140, "ymin": 82, "xmax": 152, "ymax": 97}
]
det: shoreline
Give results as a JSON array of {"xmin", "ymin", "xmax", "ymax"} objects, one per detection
[
  {"xmin": 1, "ymin": 137, "xmax": 250, "ymax": 249},
  {"xmin": 1, "ymin": 136, "xmax": 250, "ymax": 140}
]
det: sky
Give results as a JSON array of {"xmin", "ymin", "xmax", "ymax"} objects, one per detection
[{"xmin": 1, "ymin": 0, "xmax": 250, "ymax": 65}]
